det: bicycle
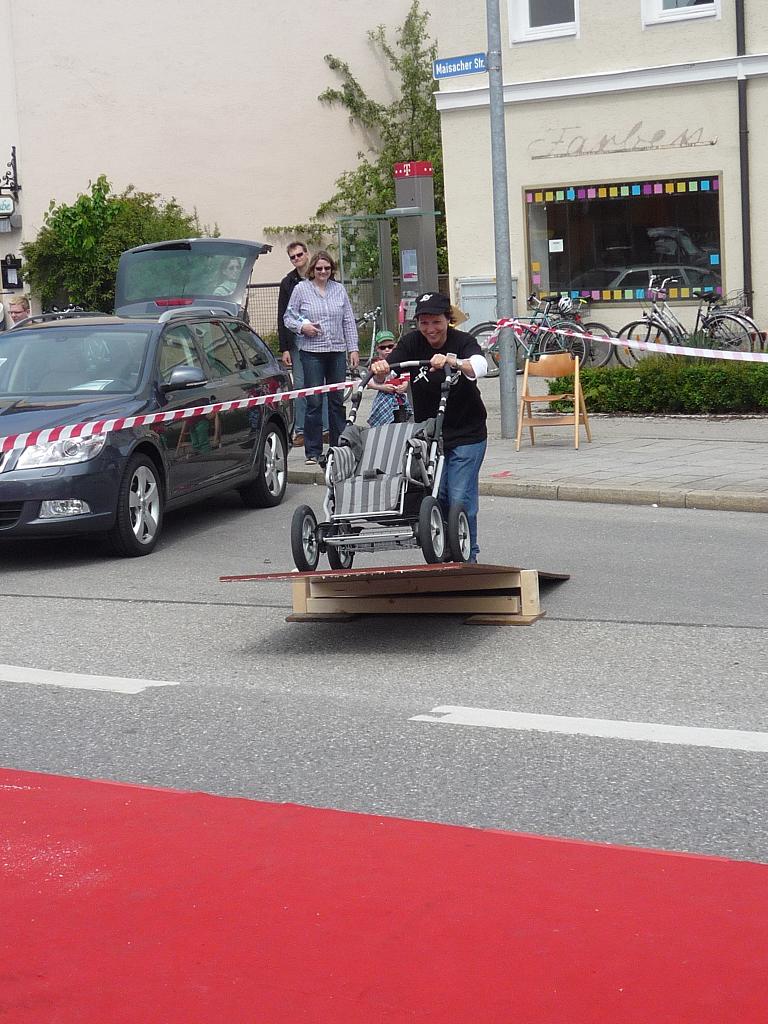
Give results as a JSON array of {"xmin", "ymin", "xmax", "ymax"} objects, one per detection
[
  {"xmin": 347, "ymin": 306, "xmax": 383, "ymax": 378},
  {"xmin": 556, "ymin": 297, "xmax": 615, "ymax": 369},
  {"xmin": 8, "ymin": 305, "xmax": 111, "ymax": 329},
  {"xmin": 715, "ymin": 289, "xmax": 764, "ymax": 352},
  {"xmin": 471, "ymin": 294, "xmax": 589, "ymax": 377},
  {"xmin": 615, "ymin": 276, "xmax": 753, "ymax": 368}
]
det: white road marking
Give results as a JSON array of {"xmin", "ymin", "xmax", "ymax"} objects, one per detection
[
  {"xmin": 410, "ymin": 705, "xmax": 768, "ymax": 754},
  {"xmin": 0, "ymin": 663, "xmax": 179, "ymax": 695}
]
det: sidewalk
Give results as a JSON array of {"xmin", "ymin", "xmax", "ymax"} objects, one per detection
[{"xmin": 288, "ymin": 378, "xmax": 768, "ymax": 514}]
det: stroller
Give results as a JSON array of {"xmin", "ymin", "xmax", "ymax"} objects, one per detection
[{"xmin": 290, "ymin": 361, "xmax": 471, "ymax": 571}]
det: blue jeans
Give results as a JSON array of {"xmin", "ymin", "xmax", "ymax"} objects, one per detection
[
  {"xmin": 301, "ymin": 350, "xmax": 347, "ymax": 457},
  {"xmin": 290, "ymin": 347, "xmax": 328, "ymax": 435},
  {"xmin": 438, "ymin": 439, "xmax": 487, "ymax": 561},
  {"xmin": 291, "ymin": 345, "xmax": 306, "ymax": 434}
]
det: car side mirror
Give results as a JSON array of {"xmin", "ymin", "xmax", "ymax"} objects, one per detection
[{"xmin": 162, "ymin": 366, "xmax": 208, "ymax": 392}]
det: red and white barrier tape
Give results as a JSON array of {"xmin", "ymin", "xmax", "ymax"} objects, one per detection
[
  {"xmin": 0, "ymin": 380, "xmax": 352, "ymax": 455},
  {"xmin": 490, "ymin": 319, "xmax": 768, "ymax": 364}
]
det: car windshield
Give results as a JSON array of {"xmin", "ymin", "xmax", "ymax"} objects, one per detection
[
  {"xmin": 0, "ymin": 325, "xmax": 152, "ymax": 396},
  {"xmin": 120, "ymin": 245, "xmax": 252, "ymax": 303}
]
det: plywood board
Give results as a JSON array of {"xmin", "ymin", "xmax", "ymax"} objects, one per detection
[
  {"xmin": 304, "ymin": 593, "xmax": 522, "ymax": 615},
  {"xmin": 309, "ymin": 571, "xmax": 523, "ymax": 599}
]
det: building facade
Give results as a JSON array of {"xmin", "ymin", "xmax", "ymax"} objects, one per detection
[
  {"xmin": 0, "ymin": 0, "xmax": 426, "ymax": 304},
  {"xmin": 436, "ymin": 0, "xmax": 768, "ymax": 325},
  {"xmin": 3, "ymin": 1, "xmax": 765, "ymax": 328}
]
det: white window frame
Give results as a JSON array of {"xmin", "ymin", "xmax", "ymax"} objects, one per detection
[
  {"xmin": 510, "ymin": 0, "xmax": 579, "ymax": 44},
  {"xmin": 642, "ymin": 0, "xmax": 720, "ymax": 29}
]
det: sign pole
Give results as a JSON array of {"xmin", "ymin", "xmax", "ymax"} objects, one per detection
[{"xmin": 485, "ymin": 0, "xmax": 517, "ymax": 437}]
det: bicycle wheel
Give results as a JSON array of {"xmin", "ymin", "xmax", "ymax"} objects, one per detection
[
  {"xmin": 615, "ymin": 321, "xmax": 673, "ymax": 366},
  {"xmin": 469, "ymin": 321, "xmax": 500, "ymax": 378},
  {"xmin": 583, "ymin": 321, "xmax": 615, "ymax": 368},
  {"xmin": 514, "ymin": 324, "xmax": 539, "ymax": 372},
  {"xmin": 548, "ymin": 319, "xmax": 588, "ymax": 367},
  {"xmin": 702, "ymin": 314, "xmax": 752, "ymax": 352},
  {"xmin": 732, "ymin": 313, "xmax": 765, "ymax": 352}
]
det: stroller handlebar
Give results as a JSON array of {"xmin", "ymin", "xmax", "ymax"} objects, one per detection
[
  {"xmin": 346, "ymin": 359, "xmax": 454, "ymax": 425},
  {"xmin": 352, "ymin": 359, "xmax": 433, "ymax": 390},
  {"xmin": 385, "ymin": 360, "xmax": 433, "ymax": 371}
]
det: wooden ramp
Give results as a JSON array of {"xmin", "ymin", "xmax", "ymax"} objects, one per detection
[{"xmin": 220, "ymin": 563, "xmax": 569, "ymax": 626}]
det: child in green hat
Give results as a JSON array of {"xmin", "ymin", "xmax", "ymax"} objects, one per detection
[{"xmin": 367, "ymin": 330, "xmax": 412, "ymax": 426}]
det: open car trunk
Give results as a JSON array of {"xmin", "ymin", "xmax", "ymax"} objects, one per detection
[{"xmin": 114, "ymin": 238, "xmax": 272, "ymax": 321}]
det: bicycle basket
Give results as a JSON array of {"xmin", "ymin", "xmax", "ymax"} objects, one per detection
[{"xmin": 721, "ymin": 289, "xmax": 750, "ymax": 314}]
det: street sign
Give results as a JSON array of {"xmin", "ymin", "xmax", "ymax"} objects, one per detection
[{"xmin": 432, "ymin": 52, "xmax": 487, "ymax": 80}]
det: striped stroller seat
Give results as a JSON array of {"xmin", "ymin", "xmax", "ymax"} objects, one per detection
[{"xmin": 334, "ymin": 420, "xmax": 418, "ymax": 516}]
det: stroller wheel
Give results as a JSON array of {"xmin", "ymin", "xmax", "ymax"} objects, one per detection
[
  {"xmin": 418, "ymin": 496, "xmax": 446, "ymax": 564},
  {"xmin": 327, "ymin": 538, "xmax": 355, "ymax": 571},
  {"xmin": 291, "ymin": 504, "xmax": 320, "ymax": 572},
  {"xmin": 447, "ymin": 504, "xmax": 471, "ymax": 562}
]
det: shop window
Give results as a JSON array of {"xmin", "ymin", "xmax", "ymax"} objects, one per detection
[
  {"xmin": 510, "ymin": 0, "xmax": 578, "ymax": 42},
  {"xmin": 524, "ymin": 176, "xmax": 722, "ymax": 302},
  {"xmin": 642, "ymin": 0, "xmax": 720, "ymax": 27}
]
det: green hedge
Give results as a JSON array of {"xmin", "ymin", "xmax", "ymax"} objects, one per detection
[{"xmin": 549, "ymin": 357, "xmax": 768, "ymax": 414}]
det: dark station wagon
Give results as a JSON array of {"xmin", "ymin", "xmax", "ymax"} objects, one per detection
[{"xmin": 0, "ymin": 240, "xmax": 293, "ymax": 556}]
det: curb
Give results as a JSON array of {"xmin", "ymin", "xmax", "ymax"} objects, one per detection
[
  {"xmin": 287, "ymin": 468, "xmax": 768, "ymax": 514},
  {"xmin": 480, "ymin": 481, "xmax": 768, "ymax": 513}
]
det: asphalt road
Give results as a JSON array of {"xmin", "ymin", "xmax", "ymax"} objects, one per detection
[{"xmin": 1, "ymin": 486, "xmax": 766, "ymax": 862}]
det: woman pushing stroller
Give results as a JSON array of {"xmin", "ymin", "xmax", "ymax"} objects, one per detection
[{"xmin": 371, "ymin": 292, "xmax": 488, "ymax": 563}]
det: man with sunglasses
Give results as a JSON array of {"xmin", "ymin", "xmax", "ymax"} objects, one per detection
[
  {"xmin": 277, "ymin": 242, "xmax": 310, "ymax": 446},
  {"xmin": 371, "ymin": 291, "xmax": 488, "ymax": 563}
]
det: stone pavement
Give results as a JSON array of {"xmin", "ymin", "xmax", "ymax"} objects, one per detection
[{"xmin": 287, "ymin": 378, "xmax": 768, "ymax": 514}]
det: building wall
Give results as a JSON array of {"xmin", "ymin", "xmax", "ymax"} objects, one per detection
[
  {"xmin": 3, "ymin": 0, "xmax": 766, "ymax": 324},
  {"xmin": 1, "ymin": 0, "xmax": 427, "ymax": 287},
  {"xmin": 0, "ymin": 0, "xmax": 21, "ymax": 299},
  {"xmin": 437, "ymin": 1, "xmax": 768, "ymax": 325}
]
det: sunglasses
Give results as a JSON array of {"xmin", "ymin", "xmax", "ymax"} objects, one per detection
[
  {"xmin": 314, "ymin": 266, "xmax": 332, "ymax": 273},
  {"xmin": 289, "ymin": 251, "xmax": 306, "ymax": 261},
  {"xmin": 378, "ymin": 344, "xmax": 395, "ymax": 352}
]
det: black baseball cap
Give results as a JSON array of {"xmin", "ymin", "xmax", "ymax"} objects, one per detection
[{"xmin": 414, "ymin": 292, "xmax": 451, "ymax": 317}]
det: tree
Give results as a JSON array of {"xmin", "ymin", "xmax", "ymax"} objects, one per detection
[
  {"xmin": 265, "ymin": 1, "xmax": 445, "ymax": 273},
  {"xmin": 21, "ymin": 175, "xmax": 215, "ymax": 311}
]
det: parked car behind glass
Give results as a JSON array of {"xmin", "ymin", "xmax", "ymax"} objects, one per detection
[{"xmin": 569, "ymin": 264, "xmax": 721, "ymax": 294}]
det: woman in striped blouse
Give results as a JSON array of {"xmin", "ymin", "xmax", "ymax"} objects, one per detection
[{"xmin": 283, "ymin": 251, "xmax": 359, "ymax": 464}]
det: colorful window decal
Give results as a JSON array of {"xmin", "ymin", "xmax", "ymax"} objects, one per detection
[
  {"xmin": 526, "ymin": 285, "xmax": 720, "ymax": 304},
  {"xmin": 525, "ymin": 178, "xmax": 720, "ymax": 204}
]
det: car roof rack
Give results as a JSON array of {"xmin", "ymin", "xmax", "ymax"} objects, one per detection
[
  {"xmin": 9, "ymin": 309, "xmax": 113, "ymax": 328},
  {"xmin": 157, "ymin": 306, "xmax": 236, "ymax": 323}
]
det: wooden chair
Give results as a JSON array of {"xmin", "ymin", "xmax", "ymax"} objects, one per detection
[{"xmin": 515, "ymin": 351, "xmax": 592, "ymax": 451}]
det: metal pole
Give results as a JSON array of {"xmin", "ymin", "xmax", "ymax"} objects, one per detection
[
  {"xmin": 735, "ymin": 0, "xmax": 753, "ymax": 312},
  {"xmin": 485, "ymin": 0, "xmax": 516, "ymax": 437}
]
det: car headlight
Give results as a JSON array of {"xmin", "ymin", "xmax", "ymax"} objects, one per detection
[{"xmin": 15, "ymin": 434, "xmax": 108, "ymax": 469}]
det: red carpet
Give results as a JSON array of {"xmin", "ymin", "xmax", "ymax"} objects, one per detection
[{"xmin": 1, "ymin": 767, "xmax": 766, "ymax": 1023}]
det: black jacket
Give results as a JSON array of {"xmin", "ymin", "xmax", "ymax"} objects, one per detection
[
  {"xmin": 387, "ymin": 326, "xmax": 487, "ymax": 450},
  {"xmin": 277, "ymin": 268, "xmax": 302, "ymax": 352}
]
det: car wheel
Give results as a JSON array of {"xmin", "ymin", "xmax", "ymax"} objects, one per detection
[
  {"xmin": 108, "ymin": 453, "xmax": 164, "ymax": 557},
  {"xmin": 239, "ymin": 423, "xmax": 287, "ymax": 508}
]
